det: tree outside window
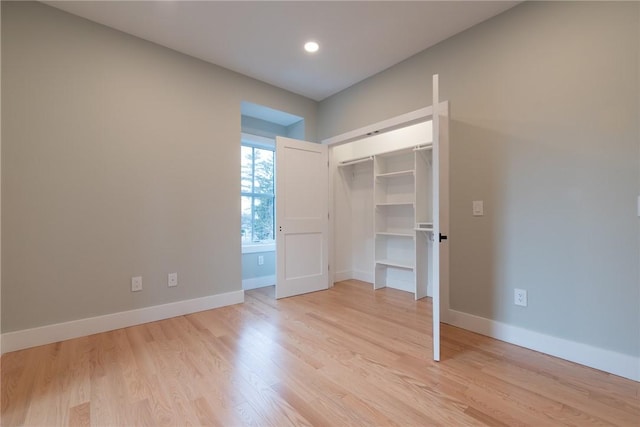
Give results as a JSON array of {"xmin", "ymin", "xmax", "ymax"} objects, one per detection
[{"xmin": 241, "ymin": 143, "xmax": 275, "ymax": 244}]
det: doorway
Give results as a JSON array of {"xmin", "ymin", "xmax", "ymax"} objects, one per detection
[{"xmin": 240, "ymin": 102, "xmax": 304, "ymax": 293}]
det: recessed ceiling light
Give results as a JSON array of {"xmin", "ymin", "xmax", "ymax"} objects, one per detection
[{"xmin": 304, "ymin": 41, "xmax": 319, "ymax": 53}]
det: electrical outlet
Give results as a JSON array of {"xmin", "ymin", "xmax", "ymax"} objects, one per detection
[
  {"xmin": 514, "ymin": 288, "xmax": 527, "ymax": 307},
  {"xmin": 258, "ymin": 255, "xmax": 264, "ymax": 266},
  {"xmin": 168, "ymin": 272, "xmax": 178, "ymax": 287},
  {"xmin": 131, "ymin": 276, "xmax": 143, "ymax": 292}
]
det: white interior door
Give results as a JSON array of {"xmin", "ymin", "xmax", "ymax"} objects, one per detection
[{"xmin": 275, "ymin": 137, "xmax": 329, "ymax": 299}]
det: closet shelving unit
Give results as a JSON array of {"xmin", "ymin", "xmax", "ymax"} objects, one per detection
[
  {"xmin": 371, "ymin": 144, "xmax": 433, "ymax": 297},
  {"xmin": 336, "ymin": 142, "xmax": 434, "ymax": 299}
]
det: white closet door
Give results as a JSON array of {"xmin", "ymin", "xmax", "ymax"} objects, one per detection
[
  {"xmin": 275, "ymin": 137, "xmax": 329, "ymax": 299},
  {"xmin": 431, "ymin": 74, "xmax": 448, "ymax": 361}
]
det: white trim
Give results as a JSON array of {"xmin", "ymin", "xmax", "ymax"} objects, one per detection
[
  {"xmin": 242, "ymin": 275, "xmax": 275, "ymax": 290},
  {"xmin": 241, "ymin": 132, "xmax": 275, "ymax": 149},
  {"xmin": 385, "ymin": 278, "xmax": 414, "ymax": 294},
  {"xmin": 322, "ymin": 106, "xmax": 434, "ymax": 146},
  {"xmin": 242, "ymin": 243, "xmax": 275, "ymax": 254},
  {"xmin": 446, "ymin": 309, "xmax": 640, "ymax": 382},
  {"xmin": 334, "ymin": 270, "xmax": 352, "ymax": 282},
  {"xmin": 1, "ymin": 290, "xmax": 245, "ymax": 354},
  {"xmin": 352, "ymin": 269, "xmax": 374, "ymax": 284},
  {"xmin": 333, "ymin": 270, "xmax": 375, "ymax": 285}
]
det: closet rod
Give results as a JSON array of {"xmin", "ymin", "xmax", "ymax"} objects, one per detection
[
  {"xmin": 413, "ymin": 143, "xmax": 433, "ymax": 152},
  {"xmin": 339, "ymin": 156, "xmax": 373, "ymax": 166}
]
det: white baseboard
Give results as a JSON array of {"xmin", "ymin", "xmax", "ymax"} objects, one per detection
[
  {"xmin": 446, "ymin": 309, "xmax": 640, "ymax": 382},
  {"xmin": 1, "ymin": 290, "xmax": 245, "ymax": 354},
  {"xmin": 333, "ymin": 269, "xmax": 374, "ymax": 284},
  {"xmin": 385, "ymin": 279, "xmax": 414, "ymax": 294},
  {"xmin": 334, "ymin": 270, "xmax": 352, "ymax": 282},
  {"xmin": 352, "ymin": 269, "xmax": 374, "ymax": 284},
  {"xmin": 242, "ymin": 275, "xmax": 275, "ymax": 290},
  {"xmin": 336, "ymin": 270, "xmax": 417, "ymax": 292}
]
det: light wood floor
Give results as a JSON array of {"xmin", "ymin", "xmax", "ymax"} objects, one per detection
[{"xmin": 1, "ymin": 280, "xmax": 638, "ymax": 426}]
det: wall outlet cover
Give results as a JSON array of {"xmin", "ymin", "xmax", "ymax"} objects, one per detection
[
  {"xmin": 514, "ymin": 288, "xmax": 527, "ymax": 307},
  {"xmin": 131, "ymin": 276, "xmax": 143, "ymax": 292}
]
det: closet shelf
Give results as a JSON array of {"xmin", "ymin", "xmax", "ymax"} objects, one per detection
[
  {"xmin": 375, "ymin": 201, "xmax": 414, "ymax": 207},
  {"xmin": 376, "ymin": 231, "xmax": 414, "ymax": 237},
  {"xmin": 376, "ymin": 146, "xmax": 417, "ymax": 157},
  {"xmin": 375, "ymin": 259, "xmax": 414, "ymax": 270},
  {"xmin": 375, "ymin": 170, "xmax": 414, "ymax": 179}
]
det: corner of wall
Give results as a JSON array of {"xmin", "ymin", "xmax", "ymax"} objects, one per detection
[{"xmin": 286, "ymin": 119, "xmax": 305, "ymax": 140}]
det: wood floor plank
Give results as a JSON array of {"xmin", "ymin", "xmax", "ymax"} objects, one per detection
[
  {"xmin": 2, "ymin": 280, "xmax": 638, "ymax": 427},
  {"xmin": 1, "ymin": 348, "xmax": 40, "ymax": 426},
  {"xmin": 68, "ymin": 402, "xmax": 90, "ymax": 427}
]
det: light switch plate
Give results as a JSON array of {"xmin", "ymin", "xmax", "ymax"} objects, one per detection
[
  {"xmin": 168, "ymin": 272, "xmax": 178, "ymax": 287},
  {"xmin": 472, "ymin": 200, "xmax": 484, "ymax": 216}
]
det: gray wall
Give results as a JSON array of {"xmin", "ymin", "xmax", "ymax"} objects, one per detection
[
  {"xmin": 1, "ymin": 2, "xmax": 317, "ymax": 332},
  {"xmin": 319, "ymin": 2, "xmax": 640, "ymax": 357},
  {"xmin": 286, "ymin": 120, "xmax": 305, "ymax": 140},
  {"xmin": 242, "ymin": 251, "xmax": 276, "ymax": 281},
  {"xmin": 241, "ymin": 116, "xmax": 287, "ymax": 139}
]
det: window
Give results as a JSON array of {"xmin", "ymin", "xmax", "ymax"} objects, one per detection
[{"xmin": 241, "ymin": 135, "xmax": 275, "ymax": 247}]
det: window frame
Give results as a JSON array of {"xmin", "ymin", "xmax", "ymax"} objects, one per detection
[{"xmin": 241, "ymin": 133, "xmax": 276, "ymax": 253}]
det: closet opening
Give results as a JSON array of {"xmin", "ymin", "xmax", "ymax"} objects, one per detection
[
  {"xmin": 324, "ymin": 76, "xmax": 449, "ymax": 361},
  {"xmin": 330, "ymin": 121, "xmax": 436, "ymax": 298}
]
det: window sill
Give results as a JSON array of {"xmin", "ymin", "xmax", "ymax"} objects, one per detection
[{"xmin": 242, "ymin": 243, "xmax": 276, "ymax": 254}]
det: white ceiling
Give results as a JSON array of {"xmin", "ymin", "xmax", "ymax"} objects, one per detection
[{"xmin": 44, "ymin": 1, "xmax": 519, "ymax": 101}]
